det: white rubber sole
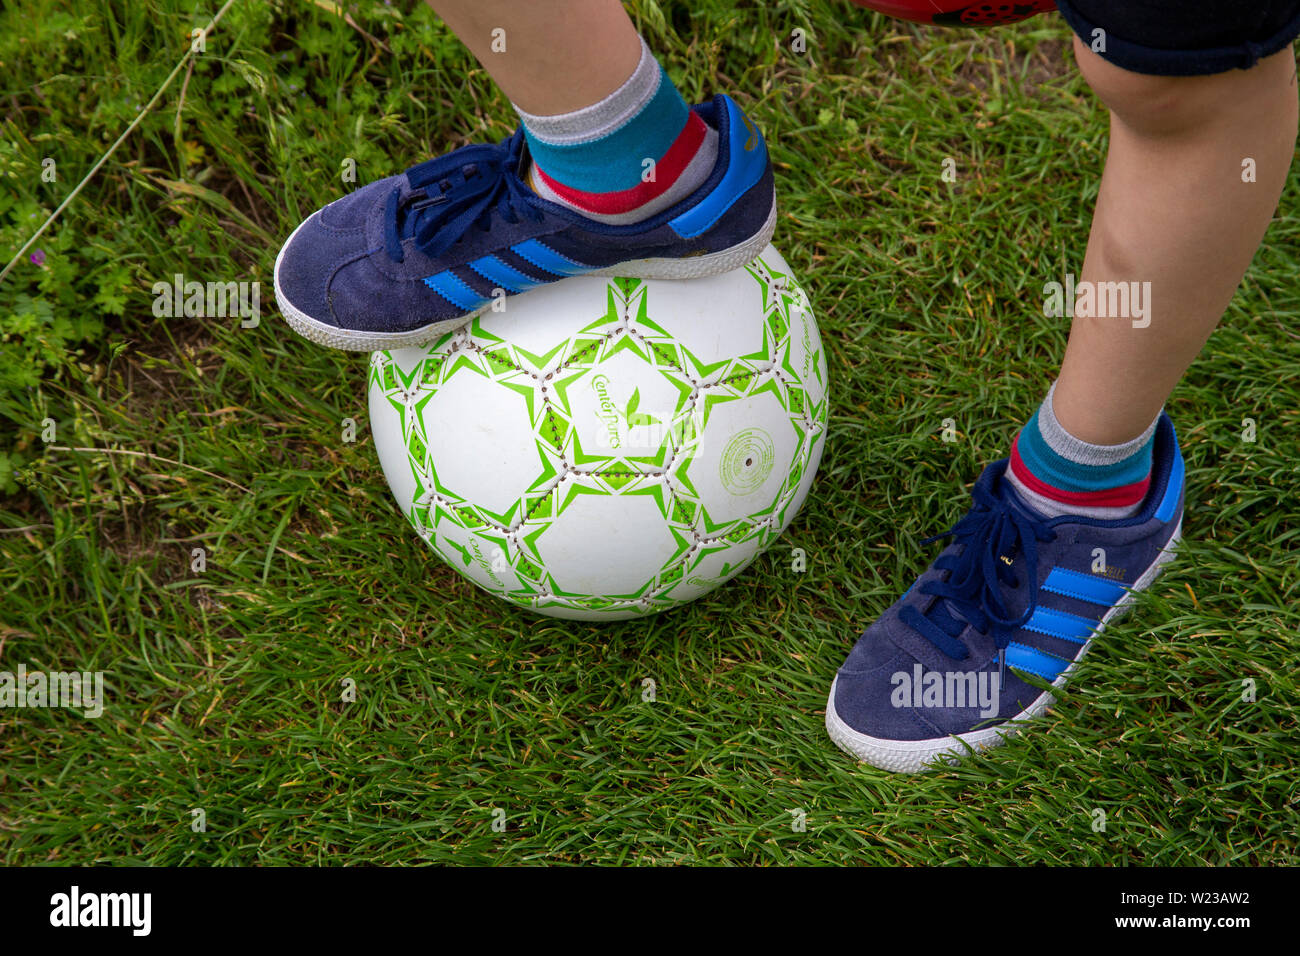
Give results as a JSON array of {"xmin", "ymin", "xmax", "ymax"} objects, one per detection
[
  {"xmin": 272, "ymin": 199, "xmax": 778, "ymax": 353},
  {"xmin": 825, "ymin": 517, "xmax": 1183, "ymax": 773}
]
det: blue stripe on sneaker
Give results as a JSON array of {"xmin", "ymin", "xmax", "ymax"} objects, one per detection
[
  {"xmin": 1156, "ymin": 439, "xmax": 1185, "ymax": 523},
  {"xmin": 669, "ymin": 95, "xmax": 767, "ymax": 239},
  {"xmin": 510, "ymin": 239, "xmax": 591, "ymax": 277},
  {"xmin": 1005, "ymin": 642, "xmax": 1071, "ymax": 681},
  {"xmin": 468, "ymin": 256, "xmax": 546, "ymax": 294},
  {"xmin": 423, "ymin": 271, "xmax": 492, "ymax": 312},
  {"xmin": 1041, "ymin": 567, "xmax": 1127, "ymax": 605},
  {"xmin": 1023, "ymin": 607, "xmax": 1097, "ymax": 644}
]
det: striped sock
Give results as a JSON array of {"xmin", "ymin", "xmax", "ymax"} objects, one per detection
[
  {"xmin": 513, "ymin": 36, "xmax": 718, "ymax": 225},
  {"xmin": 1004, "ymin": 382, "xmax": 1160, "ymax": 520}
]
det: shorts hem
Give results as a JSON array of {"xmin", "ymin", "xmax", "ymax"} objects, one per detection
[{"xmin": 1054, "ymin": 0, "xmax": 1300, "ymax": 75}]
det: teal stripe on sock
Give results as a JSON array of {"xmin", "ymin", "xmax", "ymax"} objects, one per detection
[
  {"xmin": 1017, "ymin": 407, "xmax": 1154, "ymax": 493},
  {"xmin": 523, "ymin": 66, "xmax": 689, "ymax": 193}
]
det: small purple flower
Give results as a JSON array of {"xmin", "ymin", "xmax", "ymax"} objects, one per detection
[{"xmin": 30, "ymin": 249, "xmax": 45, "ymax": 267}]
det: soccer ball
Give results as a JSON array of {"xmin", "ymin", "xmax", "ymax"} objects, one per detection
[
  {"xmin": 367, "ymin": 245, "xmax": 829, "ymax": 621},
  {"xmin": 848, "ymin": 1, "xmax": 1053, "ymax": 27}
]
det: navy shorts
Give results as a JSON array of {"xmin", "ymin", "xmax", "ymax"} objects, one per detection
[{"xmin": 1054, "ymin": 0, "xmax": 1300, "ymax": 76}]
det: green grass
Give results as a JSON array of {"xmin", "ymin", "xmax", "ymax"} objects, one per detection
[{"xmin": 1, "ymin": 0, "xmax": 1298, "ymax": 865}]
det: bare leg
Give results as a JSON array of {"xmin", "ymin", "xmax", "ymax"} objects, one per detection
[
  {"xmin": 426, "ymin": 0, "xmax": 642, "ymax": 114},
  {"xmin": 1054, "ymin": 40, "xmax": 1298, "ymax": 444}
]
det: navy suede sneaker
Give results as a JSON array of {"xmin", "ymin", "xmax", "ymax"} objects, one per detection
[
  {"xmin": 826, "ymin": 413, "xmax": 1186, "ymax": 772},
  {"xmin": 273, "ymin": 93, "xmax": 776, "ymax": 351}
]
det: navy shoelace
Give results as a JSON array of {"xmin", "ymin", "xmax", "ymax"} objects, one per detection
[
  {"xmin": 900, "ymin": 478, "xmax": 1057, "ymax": 665},
  {"xmin": 383, "ymin": 130, "xmax": 541, "ymax": 263}
]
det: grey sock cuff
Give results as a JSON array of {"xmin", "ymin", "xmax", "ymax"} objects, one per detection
[
  {"xmin": 512, "ymin": 36, "xmax": 656, "ymax": 146},
  {"xmin": 1038, "ymin": 380, "xmax": 1161, "ymax": 465}
]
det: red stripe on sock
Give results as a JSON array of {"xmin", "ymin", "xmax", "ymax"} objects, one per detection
[
  {"xmin": 532, "ymin": 111, "xmax": 708, "ymax": 215},
  {"xmin": 1009, "ymin": 435, "xmax": 1150, "ymax": 508}
]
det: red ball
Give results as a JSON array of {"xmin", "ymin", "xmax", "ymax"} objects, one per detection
[{"xmin": 850, "ymin": 1, "xmax": 1055, "ymax": 27}]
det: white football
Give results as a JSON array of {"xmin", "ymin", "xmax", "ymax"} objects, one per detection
[{"xmin": 367, "ymin": 245, "xmax": 829, "ymax": 620}]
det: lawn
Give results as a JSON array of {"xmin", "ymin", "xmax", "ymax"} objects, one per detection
[{"xmin": 1, "ymin": 0, "xmax": 1296, "ymax": 865}]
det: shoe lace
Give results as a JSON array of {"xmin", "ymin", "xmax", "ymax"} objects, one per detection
[
  {"xmin": 900, "ymin": 479, "xmax": 1057, "ymax": 662},
  {"xmin": 382, "ymin": 131, "xmax": 542, "ymax": 263}
]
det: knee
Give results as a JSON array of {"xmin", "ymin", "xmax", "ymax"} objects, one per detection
[
  {"xmin": 1072, "ymin": 35, "xmax": 1300, "ymax": 140},
  {"xmin": 1072, "ymin": 35, "xmax": 1226, "ymax": 136}
]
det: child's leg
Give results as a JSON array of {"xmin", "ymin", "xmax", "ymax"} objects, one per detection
[
  {"xmin": 1056, "ymin": 41, "xmax": 1298, "ymax": 445},
  {"xmin": 426, "ymin": 0, "xmax": 641, "ymax": 114},
  {"xmin": 277, "ymin": 0, "xmax": 773, "ymax": 348},
  {"xmin": 1006, "ymin": 6, "xmax": 1299, "ymax": 519},
  {"xmin": 829, "ymin": 5, "xmax": 1300, "ymax": 770},
  {"xmin": 426, "ymin": 0, "xmax": 717, "ymax": 223}
]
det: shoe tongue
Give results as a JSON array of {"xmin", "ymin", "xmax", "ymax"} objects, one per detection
[
  {"xmin": 993, "ymin": 465, "xmax": 1053, "ymax": 523},
  {"xmin": 927, "ymin": 596, "xmax": 969, "ymax": 639},
  {"xmin": 405, "ymin": 143, "xmax": 501, "ymax": 191}
]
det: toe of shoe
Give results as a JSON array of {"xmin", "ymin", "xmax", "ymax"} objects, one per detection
[
  {"xmin": 274, "ymin": 214, "xmax": 373, "ymax": 328},
  {"xmin": 283, "ymin": 213, "xmax": 400, "ymax": 329},
  {"xmin": 275, "ymin": 180, "xmax": 401, "ymax": 326},
  {"xmin": 831, "ymin": 633, "xmax": 946, "ymax": 744},
  {"xmin": 831, "ymin": 670, "xmax": 948, "ymax": 745}
]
